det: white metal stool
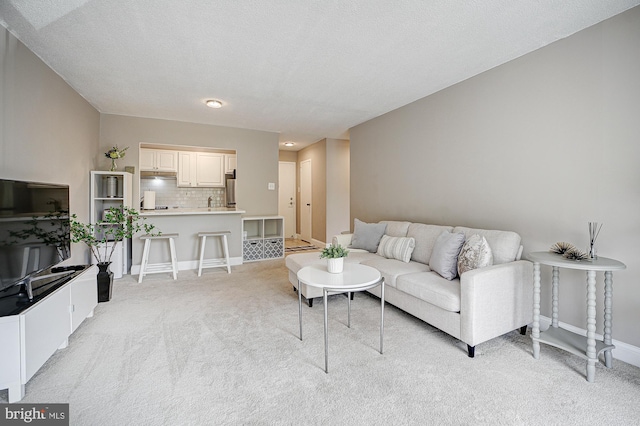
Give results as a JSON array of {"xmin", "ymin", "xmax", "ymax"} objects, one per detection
[
  {"xmin": 197, "ymin": 231, "xmax": 231, "ymax": 276},
  {"xmin": 138, "ymin": 233, "xmax": 179, "ymax": 283}
]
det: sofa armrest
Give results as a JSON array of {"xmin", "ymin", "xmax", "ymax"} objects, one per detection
[
  {"xmin": 332, "ymin": 233, "xmax": 353, "ymax": 247},
  {"xmin": 459, "ymin": 260, "xmax": 533, "ymax": 347}
]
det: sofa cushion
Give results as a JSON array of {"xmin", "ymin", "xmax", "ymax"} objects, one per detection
[
  {"xmin": 396, "ymin": 272, "xmax": 461, "ymax": 312},
  {"xmin": 429, "ymin": 231, "xmax": 465, "ymax": 280},
  {"xmin": 351, "ymin": 219, "xmax": 387, "ymax": 252},
  {"xmin": 407, "ymin": 223, "xmax": 454, "ymax": 264},
  {"xmin": 285, "ymin": 251, "xmax": 327, "ymax": 275},
  {"xmin": 453, "ymin": 227, "xmax": 521, "ymax": 264},
  {"xmin": 379, "ymin": 221, "xmax": 411, "ymax": 237},
  {"xmin": 360, "ymin": 257, "xmax": 430, "ymax": 288},
  {"xmin": 457, "ymin": 234, "xmax": 493, "ymax": 275},
  {"xmin": 376, "ymin": 235, "xmax": 415, "ymax": 263}
]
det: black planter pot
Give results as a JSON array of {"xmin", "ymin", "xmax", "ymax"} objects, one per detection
[{"xmin": 96, "ymin": 262, "xmax": 114, "ymax": 302}]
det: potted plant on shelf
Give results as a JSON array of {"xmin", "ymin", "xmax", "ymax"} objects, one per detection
[
  {"xmin": 320, "ymin": 243, "xmax": 349, "ymax": 274},
  {"xmin": 70, "ymin": 206, "xmax": 158, "ymax": 302}
]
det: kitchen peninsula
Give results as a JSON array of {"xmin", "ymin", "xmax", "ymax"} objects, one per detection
[{"xmin": 132, "ymin": 207, "xmax": 246, "ymax": 275}]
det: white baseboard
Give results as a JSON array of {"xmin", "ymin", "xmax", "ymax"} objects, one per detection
[
  {"xmin": 539, "ymin": 315, "xmax": 640, "ymax": 368},
  {"xmin": 130, "ymin": 256, "xmax": 243, "ymax": 275}
]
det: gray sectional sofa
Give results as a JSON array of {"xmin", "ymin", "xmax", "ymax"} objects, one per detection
[{"xmin": 285, "ymin": 220, "xmax": 533, "ymax": 357}]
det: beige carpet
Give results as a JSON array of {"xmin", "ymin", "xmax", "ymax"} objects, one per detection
[{"xmin": 2, "ymin": 259, "xmax": 640, "ymax": 425}]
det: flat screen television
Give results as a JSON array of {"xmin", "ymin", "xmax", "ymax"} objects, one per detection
[{"xmin": 0, "ymin": 178, "xmax": 71, "ymax": 293}]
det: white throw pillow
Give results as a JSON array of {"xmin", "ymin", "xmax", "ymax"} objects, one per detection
[
  {"xmin": 429, "ymin": 231, "xmax": 465, "ymax": 280},
  {"xmin": 457, "ymin": 234, "xmax": 494, "ymax": 275},
  {"xmin": 376, "ymin": 235, "xmax": 416, "ymax": 263}
]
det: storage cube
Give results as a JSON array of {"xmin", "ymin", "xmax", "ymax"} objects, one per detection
[
  {"xmin": 243, "ymin": 239, "xmax": 264, "ymax": 261},
  {"xmin": 263, "ymin": 238, "xmax": 283, "ymax": 259}
]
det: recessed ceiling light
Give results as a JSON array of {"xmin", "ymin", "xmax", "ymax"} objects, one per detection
[
  {"xmin": 205, "ymin": 99, "xmax": 223, "ymax": 108},
  {"xmin": 284, "ymin": 142, "xmax": 295, "ymax": 147}
]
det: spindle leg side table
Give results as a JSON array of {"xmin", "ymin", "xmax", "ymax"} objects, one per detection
[{"xmin": 527, "ymin": 251, "xmax": 626, "ymax": 382}]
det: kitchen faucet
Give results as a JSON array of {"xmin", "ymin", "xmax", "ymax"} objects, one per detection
[{"xmin": 207, "ymin": 196, "xmax": 212, "ymax": 208}]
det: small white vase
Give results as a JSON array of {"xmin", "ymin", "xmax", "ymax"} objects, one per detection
[{"xmin": 327, "ymin": 257, "xmax": 344, "ymax": 274}]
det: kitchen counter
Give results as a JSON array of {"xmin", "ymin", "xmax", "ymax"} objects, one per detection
[
  {"xmin": 131, "ymin": 209, "xmax": 245, "ymax": 275},
  {"xmin": 139, "ymin": 207, "xmax": 246, "ymax": 216}
]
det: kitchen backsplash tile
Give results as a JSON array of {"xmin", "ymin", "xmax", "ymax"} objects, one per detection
[{"xmin": 140, "ymin": 178, "xmax": 225, "ymax": 208}]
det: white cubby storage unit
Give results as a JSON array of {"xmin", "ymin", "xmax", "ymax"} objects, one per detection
[
  {"xmin": 242, "ymin": 216, "xmax": 284, "ymax": 262},
  {"xmin": 89, "ymin": 171, "xmax": 133, "ymax": 278}
]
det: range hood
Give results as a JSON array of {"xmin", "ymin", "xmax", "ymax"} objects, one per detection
[{"xmin": 140, "ymin": 170, "xmax": 177, "ymax": 178}]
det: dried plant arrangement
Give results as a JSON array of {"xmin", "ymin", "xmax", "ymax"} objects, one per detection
[
  {"xmin": 563, "ymin": 247, "xmax": 588, "ymax": 261},
  {"xmin": 550, "ymin": 241, "xmax": 576, "ymax": 255}
]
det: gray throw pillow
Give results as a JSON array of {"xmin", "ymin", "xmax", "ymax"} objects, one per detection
[
  {"xmin": 351, "ymin": 219, "xmax": 387, "ymax": 253},
  {"xmin": 429, "ymin": 231, "xmax": 465, "ymax": 280}
]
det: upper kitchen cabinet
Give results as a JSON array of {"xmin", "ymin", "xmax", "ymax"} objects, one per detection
[
  {"xmin": 140, "ymin": 148, "xmax": 178, "ymax": 172},
  {"xmin": 224, "ymin": 154, "xmax": 237, "ymax": 174},
  {"xmin": 177, "ymin": 151, "xmax": 225, "ymax": 187},
  {"xmin": 196, "ymin": 152, "xmax": 225, "ymax": 186}
]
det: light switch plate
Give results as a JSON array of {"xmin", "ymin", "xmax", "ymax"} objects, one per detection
[{"xmin": 268, "ymin": 182, "xmax": 275, "ymax": 190}]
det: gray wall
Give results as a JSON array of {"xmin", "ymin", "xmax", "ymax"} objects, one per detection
[
  {"xmin": 99, "ymin": 114, "xmax": 280, "ymax": 216},
  {"xmin": 0, "ymin": 27, "xmax": 101, "ymax": 265},
  {"xmin": 350, "ymin": 8, "xmax": 640, "ymax": 347}
]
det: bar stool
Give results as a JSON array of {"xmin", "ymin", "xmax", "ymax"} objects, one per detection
[
  {"xmin": 138, "ymin": 233, "xmax": 179, "ymax": 283},
  {"xmin": 197, "ymin": 231, "xmax": 231, "ymax": 276}
]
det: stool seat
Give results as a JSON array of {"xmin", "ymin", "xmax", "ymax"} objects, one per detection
[
  {"xmin": 138, "ymin": 233, "xmax": 179, "ymax": 283},
  {"xmin": 198, "ymin": 231, "xmax": 231, "ymax": 276},
  {"xmin": 141, "ymin": 233, "xmax": 179, "ymax": 240}
]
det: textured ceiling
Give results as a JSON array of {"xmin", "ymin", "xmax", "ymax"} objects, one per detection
[{"xmin": 1, "ymin": 1, "xmax": 638, "ymax": 150}]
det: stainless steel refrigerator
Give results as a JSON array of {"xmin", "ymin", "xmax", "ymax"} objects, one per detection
[{"xmin": 225, "ymin": 170, "xmax": 236, "ymax": 207}]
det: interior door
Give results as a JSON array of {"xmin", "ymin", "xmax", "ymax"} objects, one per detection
[
  {"xmin": 300, "ymin": 159, "xmax": 312, "ymax": 243},
  {"xmin": 278, "ymin": 162, "xmax": 296, "ymax": 238}
]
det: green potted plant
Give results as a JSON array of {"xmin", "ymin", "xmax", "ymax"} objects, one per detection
[
  {"xmin": 320, "ymin": 243, "xmax": 349, "ymax": 273},
  {"xmin": 70, "ymin": 206, "xmax": 158, "ymax": 302}
]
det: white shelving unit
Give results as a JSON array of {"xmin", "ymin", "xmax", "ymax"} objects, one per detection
[
  {"xmin": 90, "ymin": 171, "xmax": 133, "ymax": 277},
  {"xmin": 242, "ymin": 216, "xmax": 284, "ymax": 262}
]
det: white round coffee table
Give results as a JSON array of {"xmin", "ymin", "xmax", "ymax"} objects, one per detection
[{"xmin": 296, "ymin": 263, "xmax": 384, "ymax": 373}]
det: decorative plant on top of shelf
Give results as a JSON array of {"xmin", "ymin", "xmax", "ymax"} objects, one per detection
[
  {"xmin": 70, "ymin": 206, "xmax": 158, "ymax": 264},
  {"xmin": 105, "ymin": 145, "xmax": 128, "ymax": 171}
]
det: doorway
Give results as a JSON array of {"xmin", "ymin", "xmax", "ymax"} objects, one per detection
[
  {"xmin": 278, "ymin": 161, "xmax": 296, "ymax": 238},
  {"xmin": 300, "ymin": 159, "xmax": 312, "ymax": 243}
]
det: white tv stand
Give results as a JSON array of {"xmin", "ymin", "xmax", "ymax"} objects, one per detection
[{"xmin": 0, "ymin": 265, "xmax": 98, "ymax": 402}]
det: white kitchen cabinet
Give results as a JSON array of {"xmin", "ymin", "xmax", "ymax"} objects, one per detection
[
  {"xmin": 177, "ymin": 151, "xmax": 195, "ymax": 187},
  {"xmin": 178, "ymin": 151, "xmax": 225, "ymax": 187},
  {"xmin": 140, "ymin": 148, "xmax": 178, "ymax": 172},
  {"xmin": 196, "ymin": 153, "xmax": 225, "ymax": 186},
  {"xmin": 225, "ymin": 154, "xmax": 237, "ymax": 174}
]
